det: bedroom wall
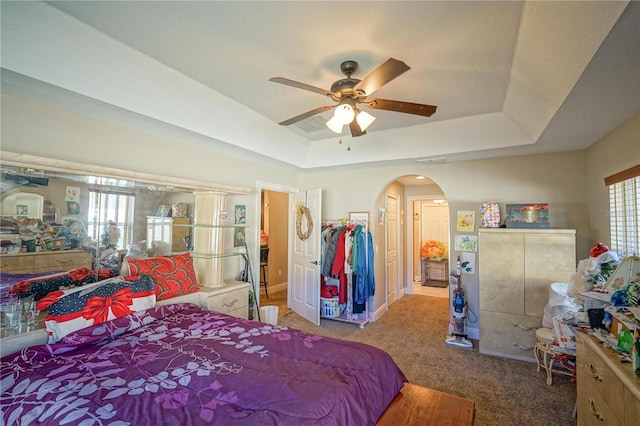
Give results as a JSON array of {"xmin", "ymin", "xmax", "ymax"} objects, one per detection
[
  {"xmin": 3, "ymin": 93, "xmax": 636, "ymax": 336},
  {"xmin": 298, "ymin": 150, "xmax": 589, "ymax": 336},
  {"xmin": 585, "ymin": 112, "xmax": 640, "ymax": 249}
]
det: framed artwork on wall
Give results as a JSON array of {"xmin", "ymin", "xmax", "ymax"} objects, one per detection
[
  {"xmin": 456, "ymin": 210, "xmax": 475, "ymax": 232},
  {"xmin": 505, "ymin": 203, "xmax": 549, "ymax": 228},
  {"xmin": 349, "ymin": 211, "xmax": 369, "ymax": 225}
]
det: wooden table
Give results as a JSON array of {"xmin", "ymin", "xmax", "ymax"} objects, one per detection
[{"xmin": 377, "ymin": 383, "xmax": 475, "ymax": 426}]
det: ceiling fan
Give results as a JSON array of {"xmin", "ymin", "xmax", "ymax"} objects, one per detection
[{"xmin": 269, "ymin": 58, "xmax": 437, "ymax": 137}]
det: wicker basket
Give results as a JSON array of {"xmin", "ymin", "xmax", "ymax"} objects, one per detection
[{"xmin": 320, "ymin": 296, "xmax": 341, "ymax": 317}]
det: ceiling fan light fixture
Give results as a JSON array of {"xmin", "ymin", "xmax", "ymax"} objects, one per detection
[
  {"xmin": 326, "ymin": 115, "xmax": 344, "ymax": 133},
  {"xmin": 355, "ymin": 110, "xmax": 376, "ymax": 131},
  {"xmin": 333, "ymin": 104, "xmax": 355, "ymax": 125}
]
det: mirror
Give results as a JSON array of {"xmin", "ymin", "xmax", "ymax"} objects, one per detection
[
  {"xmin": 0, "ymin": 187, "xmax": 58, "ymax": 224},
  {"xmin": 0, "ymin": 163, "xmax": 196, "ymax": 254}
]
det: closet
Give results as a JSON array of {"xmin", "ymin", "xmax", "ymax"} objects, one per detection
[{"xmin": 320, "ymin": 219, "xmax": 375, "ymax": 329}]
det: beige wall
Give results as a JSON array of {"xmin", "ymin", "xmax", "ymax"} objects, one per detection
[
  {"xmin": 3, "ymin": 93, "xmax": 638, "ymax": 335},
  {"xmin": 300, "ymin": 150, "xmax": 589, "ymax": 332},
  {"xmin": 585, "ymin": 112, "xmax": 640, "ymax": 246}
]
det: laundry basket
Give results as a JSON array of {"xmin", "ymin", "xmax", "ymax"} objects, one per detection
[{"xmin": 320, "ymin": 297, "xmax": 341, "ymax": 318}]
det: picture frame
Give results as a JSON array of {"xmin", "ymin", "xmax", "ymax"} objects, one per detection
[
  {"xmin": 456, "ymin": 210, "xmax": 475, "ymax": 232},
  {"xmin": 66, "ymin": 201, "xmax": 80, "ymax": 215},
  {"xmin": 505, "ymin": 203, "xmax": 549, "ymax": 228},
  {"xmin": 234, "ymin": 204, "xmax": 246, "ymax": 224},
  {"xmin": 154, "ymin": 204, "xmax": 171, "ymax": 217},
  {"xmin": 349, "ymin": 211, "xmax": 369, "ymax": 225},
  {"xmin": 233, "ymin": 228, "xmax": 246, "ymax": 248},
  {"xmin": 16, "ymin": 205, "xmax": 28, "ymax": 216}
]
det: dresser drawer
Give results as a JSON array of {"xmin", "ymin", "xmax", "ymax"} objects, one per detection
[
  {"xmin": 576, "ymin": 369, "xmax": 623, "ymax": 426},
  {"xmin": 207, "ymin": 287, "xmax": 248, "ymax": 315},
  {"xmin": 33, "ymin": 251, "xmax": 92, "ymax": 272},
  {"xmin": 479, "ymin": 329, "xmax": 536, "ymax": 358},
  {"xmin": 624, "ymin": 386, "xmax": 640, "ymax": 426},
  {"xmin": 481, "ymin": 310, "xmax": 541, "ymax": 335},
  {"xmin": 0, "ymin": 255, "xmax": 34, "ymax": 273},
  {"xmin": 577, "ymin": 342, "xmax": 624, "ymax": 418},
  {"xmin": 225, "ymin": 305, "xmax": 249, "ymax": 320}
]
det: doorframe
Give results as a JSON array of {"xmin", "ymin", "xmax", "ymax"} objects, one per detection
[
  {"xmin": 385, "ymin": 191, "xmax": 401, "ymax": 308},
  {"xmin": 404, "ymin": 194, "xmax": 447, "ymax": 295},
  {"xmin": 255, "ymin": 180, "xmax": 298, "ymax": 308}
]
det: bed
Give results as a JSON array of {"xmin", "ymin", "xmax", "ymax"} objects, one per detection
[
  {"xmin": 1, "ymin": 301, "xmax": 406, "ymax": 425},
  {"xmin": 0, "ymin": 257, "xmax": 475, "ymax": 426}
]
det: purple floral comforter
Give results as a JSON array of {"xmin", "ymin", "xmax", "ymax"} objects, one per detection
[{"xmin": 1, "ymin": 303, "xmax": 406, "ymax": 425}]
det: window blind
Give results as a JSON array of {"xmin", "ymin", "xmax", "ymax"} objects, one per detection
[
  {"xmin": 608, "ymin": 175, "xmax": 639, "ymax": 258},
  {"xmin": 88, "ymin": 189, "xmax": 135, "ymax": 250}
]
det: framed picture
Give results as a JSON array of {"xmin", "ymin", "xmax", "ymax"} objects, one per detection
[
  {"xmin": 505, "ymin": 203, "xmax": 549, "ymax": 228},
  {"xmin": 171, "ymin": 203, "xmax": 188, "ymax": 218},
  {"xmin": 154, "ymin": 204, "xmax": 171, "ymax": 217},
  {"xmin": 66, "ymin": 201, "xmax": 80, "ymax": 215},
  {"xmin": 454, "ymin": 235, "xmax": 478, "ymax": 252},
  {"xmin": 456, "ymin": 210, "xmax": 475, "ymax": 232},
  {"xmin": 349, "ymin": 211, "xmax": 369, "ymax": 225},
  {"xmin": 233, "ymin": 228, "xmax": 246, "ymax": 247},
  {"xmin": 234, "ymin": 204, "xmax": 246, "ymax": 224},
  {"xmin": 16, "ymin": 205, "xmax": 28, "ymax": 216}
]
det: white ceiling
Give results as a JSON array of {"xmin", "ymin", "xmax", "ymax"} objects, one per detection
[{"xmin": 1, "ymin": 1, "xmax": 638, "ymax": 170}]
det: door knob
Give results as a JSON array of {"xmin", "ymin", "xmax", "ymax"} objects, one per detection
[{"xmin": 311, "ymin": 260, "xmax": 320, "ymax": 265}]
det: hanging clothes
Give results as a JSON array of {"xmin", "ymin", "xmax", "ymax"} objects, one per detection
[
  {"xmin": 322, "ymin": 225, "xmax": 345, "ymax": 277},
  {"xmin": 320, "ymin": 220, "xmax": 375, "ymax": 321},
  {"xmin": 329, "ymin": 228, "xmax": 348, "ymax": 304},
  {"xmin": 352, "ymin": 225, "xmax": 375, "ymax": 304}
]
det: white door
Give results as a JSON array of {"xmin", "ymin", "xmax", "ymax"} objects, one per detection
[
  {"xmin": 386, "ymin": 194, "xmax": 399, "ymax": 305},
  {"xmin": 421, "ymin": 205, "xmax": 449, "ymax": 244},
  {"xmin": 289, "ymin": 189, "xmax": 322, "ymax": 325}
]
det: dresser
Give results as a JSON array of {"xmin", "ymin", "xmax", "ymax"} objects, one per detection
[
  {"xmin": 478, "ymin": 229, "xmax": 576, "ymax": 360},
  {"xmin": 576, "ymin": 333, "xmax": 640, "ymax": 425},
  {"xmin": 201, "ymin": 281, "xmax": 250, "ymax": 319},
  {"xmin": 0, "ymin": 250, "xmax": 92, "ymax": 274}
]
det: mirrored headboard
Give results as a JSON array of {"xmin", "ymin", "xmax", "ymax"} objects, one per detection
[{"xmin": 0, "ymin": 151, "xmax": 251, "ymax": 256}]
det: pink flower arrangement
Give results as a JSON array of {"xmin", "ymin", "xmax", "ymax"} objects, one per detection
[{"xmin": 421, "ymin": 239, "xmax": 448, "ymax": 260}]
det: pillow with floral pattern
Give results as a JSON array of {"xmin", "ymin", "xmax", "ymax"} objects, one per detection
[{"xmin": 126, "ymin": 252, "xmax": 199, "ymax": 301}]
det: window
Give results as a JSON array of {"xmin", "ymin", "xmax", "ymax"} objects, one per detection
[
  {"xmin": 606, "ymin": 165, "xmax": 640, "ymax": 258},
  {"xmin": 87, "ymin": 189, "xmax": 135, "ymax": 250}
]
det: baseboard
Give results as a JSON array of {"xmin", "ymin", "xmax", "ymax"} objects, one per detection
[
  {"xmin": 371, "ymin": 303, "xmax": 387, "ymax": 322},
  {"xmin": 268, "ymin": 282, "xmax": 287, "ymax": 293}
]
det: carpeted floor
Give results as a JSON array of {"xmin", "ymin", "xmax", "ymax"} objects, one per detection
[{"xmin": 259, "ymin": 289, "xmax": 577, "ymax": 426}]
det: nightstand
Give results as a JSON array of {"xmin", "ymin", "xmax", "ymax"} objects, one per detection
[{"xmin": 200, "ymin": 281, "xmax": 249, "ymax": 319}]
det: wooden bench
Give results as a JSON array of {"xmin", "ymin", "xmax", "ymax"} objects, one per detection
[{"xmin": 377, "ymin": 383, "xmax": 475, "ymax": 426}]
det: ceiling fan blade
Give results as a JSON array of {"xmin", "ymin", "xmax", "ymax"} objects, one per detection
[
  {"xmin": 269, "ymin": 77, "xmax": 334, "ymax": 97},
  {"xmin": 366, "ymin": 98, "xmax": 437, "ymax": 117},
  {"xmin": 349, "ymin": 119, "xmax": 366, "ymax": 138},
  {"xmin": 353, "ymin": 58, "xmax": 411, "ymax": 96},
  {"xmin": 277, "ymin": 105, "xmax": 334, "ymax": 126}
]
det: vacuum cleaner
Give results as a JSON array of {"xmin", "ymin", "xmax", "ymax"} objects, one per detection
[{"xmin": 445, "ymin": 257, "xmax": 473, "ymax": 349}]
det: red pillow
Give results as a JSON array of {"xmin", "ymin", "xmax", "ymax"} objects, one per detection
[{"xmin": 126, "ymin": 253, "xmax": 199, "ymax": 301}]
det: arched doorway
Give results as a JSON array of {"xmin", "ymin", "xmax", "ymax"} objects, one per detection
[{"xmin": 378, "ymin": 174, "xmax": 450, "ymax": 311}]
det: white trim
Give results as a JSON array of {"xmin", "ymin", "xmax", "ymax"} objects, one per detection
[
  {"xmin": 254, "ymin": 180, "xmax": 298, "ymax": 309},
  {"xmin": 404, "ymin": 194, "xmax": 447, "ymax": 294}
]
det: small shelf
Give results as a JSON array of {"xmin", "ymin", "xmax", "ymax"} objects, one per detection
[
  {"xmin": 191, "ymin": 251, "xmax": 247, "ymax": 260},
  {"xmin": 173, "ymin": 223, "xmax": 249, "ymax": 229}
]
